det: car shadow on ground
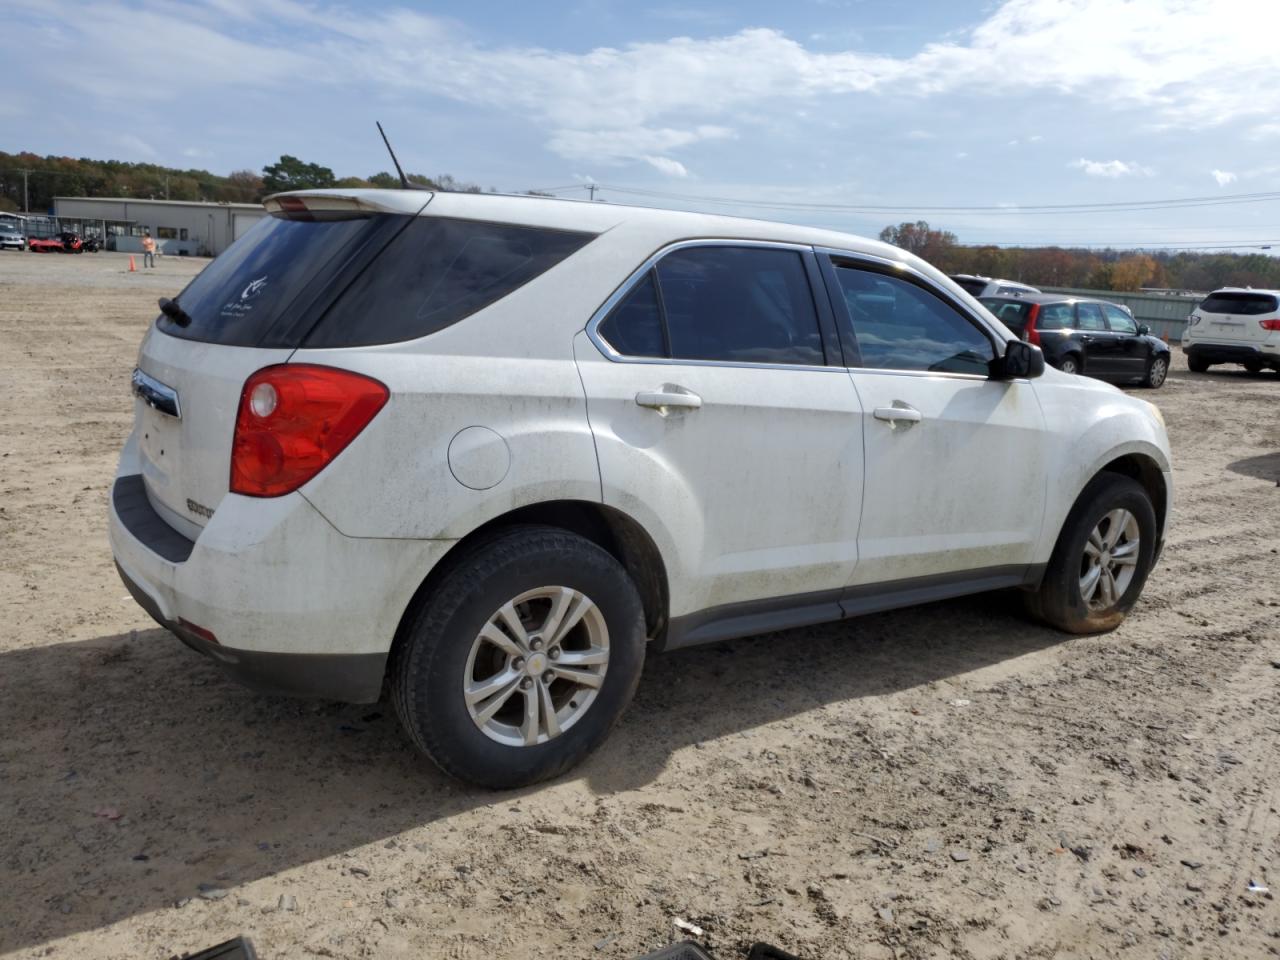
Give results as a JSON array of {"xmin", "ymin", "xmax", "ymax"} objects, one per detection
[
  {"xmin": 1226, "ymin": 452, "xmax": 1280, "ymax": 484},
  {"xmin": 2, "ymin": 592, "xmax": 1068, "ymax": 950}
]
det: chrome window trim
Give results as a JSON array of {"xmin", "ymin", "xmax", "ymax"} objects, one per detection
[{"xmin": 584, "ymin": 238, "xmax": 844, "ymax": 374}]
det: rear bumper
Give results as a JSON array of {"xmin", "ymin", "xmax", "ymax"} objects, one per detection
[
  {"xmin": 115, "ymin": 558, "xmax": 387, "ymax": 701},
  {"xmin": 1185, "ymin": 342, "xmax": 1279, "ymax": 365},
  {"xmin": 108, "ymin": 452, "xmax": 455, "ymax": 702}
]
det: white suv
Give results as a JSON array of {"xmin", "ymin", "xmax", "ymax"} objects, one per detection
[
  {"xmin": 110, "ymin": 190, "xmax": 1172, "ymax": 787},
  {"xmin": 1183, "ymin": 287, "xmax": 1280, "ymax": 373},
  {"xmin": 949, "ymin": 274, "xmax": 1040, "ymax": 298}
]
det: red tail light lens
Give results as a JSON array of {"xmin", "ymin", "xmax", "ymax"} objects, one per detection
[
  {"xmin": 1024, "ymin": 303, "xmax": 1042, "ymax": 346},
  {"xmin": 230, "ymin": 365, "xmax": 389, "ymax": 497},
  {"xmin": 1260, "ymin": 319, "xmax": 1280, "ymax": 331}
]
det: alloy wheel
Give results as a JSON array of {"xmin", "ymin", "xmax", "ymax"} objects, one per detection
[
  {"xmin": 1079, "ymin": 509, "xmax": 1141, "ymax": 611},
  {"xmin": 1149, "ymin": 357, "xmax": 1168, "ymax": 387},
  {"xmin": 463, "ymin": 586, "xmax": 610, "ymax": 747}
]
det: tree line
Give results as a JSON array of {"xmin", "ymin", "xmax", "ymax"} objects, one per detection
[
  {"xmin": 2, "ymin": 153, "xmax": 1273, "ymax": 292},
  {"xmin": 0, "ymin": 151, "xmax": 492, "ymax": 214},
  {"xmin": 879, "ymin": 220, "xmax": 1280, "ymax": 294}
]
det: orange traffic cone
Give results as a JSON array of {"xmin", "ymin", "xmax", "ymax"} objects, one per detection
[{"xmin": 128, "ymin": 255, "xmax": 136, "ymax": 273}]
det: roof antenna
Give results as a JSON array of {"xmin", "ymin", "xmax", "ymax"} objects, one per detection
[{"xmin": 376, "ymin": 121, "xmax": 411, "ymax": 189}]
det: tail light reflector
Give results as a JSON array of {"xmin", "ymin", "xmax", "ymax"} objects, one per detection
[
  {"xmin": 1023, "ymin": 303, "xmax": 1042, "ymax": 346},
  {"xmin": 1260, "ymin": 319, "xmax": 1280, "ymax": 331},
  {"xmin": 231, "ymin": 365, "xmax": 388, "ymax": 497}
]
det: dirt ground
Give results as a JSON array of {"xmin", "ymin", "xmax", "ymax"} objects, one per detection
[{"xmin": 2, "ymin": 250, "xmax": 1278, "ymax": 960}]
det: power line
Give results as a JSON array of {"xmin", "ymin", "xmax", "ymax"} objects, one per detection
[{"xmin": 560, "ymin": 182, "xmax": 1280, "ymax": 216}]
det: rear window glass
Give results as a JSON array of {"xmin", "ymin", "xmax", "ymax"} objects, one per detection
[
  {"xmin": 951, "ymin": 276, "xmax": 988, "ymax": 296},
  {"xmin": 980, "ymin": 298, "xmax": 1033, "ymax": 332},
  {"xmin": 305, "ymin": 218, "xmax": 595, "ymax": 348},
  {"xmin": 159, "ymin": 214, "xmax": 385, "ymax": 346},
  {"xmin": 1199, "ymin": 291, "xmax": 1278, "ymax": 315}
]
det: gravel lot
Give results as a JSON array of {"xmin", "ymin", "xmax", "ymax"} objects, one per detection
[{"xmin": 2, "ymin": 250, "xmax": 1278, "ymax": 960}]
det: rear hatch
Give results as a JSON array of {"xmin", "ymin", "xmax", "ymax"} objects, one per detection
[
  {"xmin": 980, "ymin": 298, "xmax": 1034, "ymax": 336},
  {"xmin": 132, "ymin": 194, "xmax": 427, "ymax": 535},
  {"xmin": 1194, "ymin": 290, "xmax": 1278, "ymax": 343}
]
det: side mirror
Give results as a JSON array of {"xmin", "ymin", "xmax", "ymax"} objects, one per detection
[
  {"xmin": 1137, "ymin": 324, "xmax": 1150, "ymax": 336},
  {"xmin": 993, "ymin": 339, "xmax": 1045, "ymax": 380}
]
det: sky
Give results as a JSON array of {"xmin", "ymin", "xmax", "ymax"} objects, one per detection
[{"xmin": 8, "ymin": 0, "xmax": 1280, "ymax": 251}]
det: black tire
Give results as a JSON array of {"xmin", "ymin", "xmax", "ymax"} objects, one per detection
[
  {"xmin": 1187, "ymin": 354, "xmax": 1210, "ymax": 373},
  {"xmin": 391, "ymin": 526, "xmax": 646, "ymax": 788},
  {"xmin": 1059, "ymin": 354, "xmax": 1083, "ymax": 376},
  {"xmin": 1028, "ymin": 473, "xmax": 1158, "ymax": 634},
  {"xmin": 1141, "ymin": 354, "xmax": 1169, "ymax": 388},
  {"xmin": 1244, "ymin": 360, "xmax": 1263, "ymax": 374}
]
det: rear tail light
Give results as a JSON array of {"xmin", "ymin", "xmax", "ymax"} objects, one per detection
[
  {"xmin": 230, "ymin": 365, "xmax": 389, "ymax": 497},
  {"xmin": 1187, "ymin": 314, "xmax": 1201, "ymax": 326},
  {"xmin": 1023, "ymin": 304, "xmax": 1042, "ymax": 346},
  {"xmin": 1260, "ymin": 319, "xmax": 1280, "ymax": 331}
]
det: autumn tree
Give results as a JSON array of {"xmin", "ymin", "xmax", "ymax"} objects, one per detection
[{"xmin": 878, "ymin": 220, "xmax": 957, "ymax": 263}]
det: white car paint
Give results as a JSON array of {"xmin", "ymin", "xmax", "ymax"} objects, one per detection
[{"xmin": 109, "ymin": 189, "xmax": 1172, "ymax": 688}]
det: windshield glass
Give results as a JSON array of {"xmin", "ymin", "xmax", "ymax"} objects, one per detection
[{"xmin": 1198, "ymin": 291, "xmax": 1278, "ymax": 315}]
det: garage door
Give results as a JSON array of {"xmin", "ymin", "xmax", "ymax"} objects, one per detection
[{"xmin": 232, "ymin": 213, "xmax": 265, "ymax": 240}]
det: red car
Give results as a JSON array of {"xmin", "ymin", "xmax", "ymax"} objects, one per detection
[{"xmin": 29, "ymin": 232, "xmax": 85, "ymax": 253}]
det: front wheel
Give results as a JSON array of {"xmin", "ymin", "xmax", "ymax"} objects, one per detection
[
  {"xmin": 1028, "ymin": 474, "xmax": 1157, "ymax": 634},
  {"xmin": 1244, "ymin": 360, "xmax": 1263, "ymax": 374},
  {"xmin": 1059, "ymin": 354, "xmax": 1082, "ymax": 376},
  {"xmin": 1187, "ymin": 355, "xmax": 1209, "ymax": 373},
  {"xmin": 1142, "ymin": 355, "xmax": 1169, "ymax": 388},
  {"xmin": 391, "ymin": 526, "xmax": 646, "ymax": 788}
]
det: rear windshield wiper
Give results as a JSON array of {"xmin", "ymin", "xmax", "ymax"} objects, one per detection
[{"xmin": 158, "ymin": 297, "xmax": 192, "ymax": 327}]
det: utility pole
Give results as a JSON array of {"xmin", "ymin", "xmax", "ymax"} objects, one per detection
[
  {"xmin": 587, "ymin": 183, "xmax": 597, "ymax": 201},
  {"xmin": 22, "ymin": 169, "xmax": 29, "ymax": 213},
  {"xmin": 164, "ymin": 175, "xmax": 170, "ymax": 200}
]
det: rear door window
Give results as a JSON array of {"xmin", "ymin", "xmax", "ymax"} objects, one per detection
[
  {"xmin": 596, "ymin": 246, "xmax": 826, "ymax": 366},
  {"xmin": 305, "ymin": 218, "xmax": 595, "ymax": 348},
  {"xmin": 1076, "ymin": 302, "xmax": 1106, "ymax": 331},
  {"xmin": 1199, "ymin": 291, "xmax": 1278, "ymax": 315},
  {"xmin": 1039, "ymin": 303, "xmax": 1073, "ymax": 330}
]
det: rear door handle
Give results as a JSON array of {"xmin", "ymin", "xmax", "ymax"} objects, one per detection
[
  {"xmin": 873, "ymin": 404, "xmax": 922, "ymax": 425},
  {"xmin": 636, "ymin": 387, "xmax": 702, "ymax": 412}
]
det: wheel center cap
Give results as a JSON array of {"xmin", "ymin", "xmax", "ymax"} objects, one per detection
[
  {"xmin": 1100, "ymin": 551, "xmax": 1111, "ymax": 566},
  {"xmin": 526, "ymin": 653, "xmax": 548, "ymax": 676}
]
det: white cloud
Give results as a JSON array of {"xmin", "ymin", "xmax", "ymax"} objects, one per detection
[
  {"xmin": 1028, "ymin": 134, "xmax": 1044, "ymax": 142},
  {"xmin": 643, "ymin": 156, "xmax": 689, "ymax": 177},
  {"xmin": 1247, "ymin": 122, "xmax": 1280, "ymax": 140},
  {"xmin": 1211, "ymin": 169, "xmax": 1237, "ymax": 186},
  {"xmin": 1070, "ymin": 158, "xmax": 1153, "ymax": 178},
  {"xmin": 905, "ymin": 129, "xmax": 935, "ymax": 140},
  {"xmin": 15, "ymin": 0, "xmax": 1280, "ymax": 168}
]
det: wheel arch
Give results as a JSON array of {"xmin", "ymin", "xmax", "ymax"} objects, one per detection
[
  {"xmin": 1097, "ymin": 451, "xmax": 1169, "ymax": 551},
  {"xmin": 388, "ymin": 499, "xmax": 670, "ymax": 680}
]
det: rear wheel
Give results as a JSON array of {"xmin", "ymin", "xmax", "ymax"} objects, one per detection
[
  {"xmin": 1142, "ymin": 355, "xmax": 1169, "ymax": 388},
  {"xmin": 391, "ymin": 526, "xmax": 646, "ymax": 788},
  {"xmin": 1244, "ymin": 360, "xmax": 1263, "ymax": 374},
  {"xmin": 1059, "ymin": 354, "xmax": 1083, "ymax": 376},
  {"xmin": 1187, "ymin": 355, "xmax": 1210, "ymax": 373},
  {"xmin": 1028, "ymin": 474, "xmax": 1157, "ymax": 634}
]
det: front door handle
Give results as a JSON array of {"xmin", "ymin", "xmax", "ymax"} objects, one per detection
[
  {"xmin": 636, "ymin": 387, "xmax": 702, "ymax": 412},
  {"xmin": 873, "ymin": 404, "xmax": 922, "ymax": 425}
]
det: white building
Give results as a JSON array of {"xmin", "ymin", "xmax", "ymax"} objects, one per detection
[{"xmin": 51, "ymin": 197, "xmax": 267, "ymax": 256}]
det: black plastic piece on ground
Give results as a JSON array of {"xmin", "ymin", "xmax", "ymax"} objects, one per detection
[
  {"xmin": 748, "ymin": 944, "xmax": 805, "ymax": 960},
  {"xmin": 172, "ymin": 935, "xmax": 258, "ymax": 960},
  {"xmin": 634, "ymin": 943, "xmax": 715, "ymax": 960}
]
